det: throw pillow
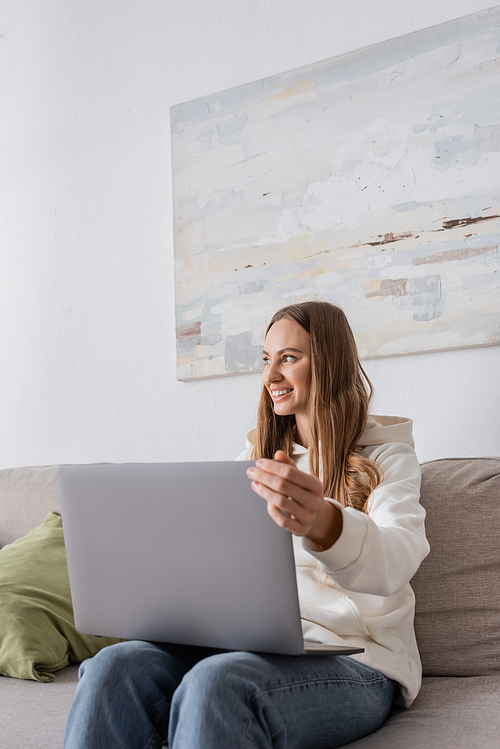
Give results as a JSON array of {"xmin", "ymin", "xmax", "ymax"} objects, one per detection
[{"xmin": 0, "ymin": 512, "xmax": 124, "ymax": 682}]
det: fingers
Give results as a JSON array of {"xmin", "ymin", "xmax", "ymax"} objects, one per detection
[
  {"xmin": 249, "ymin": 476, "xmax": 302, "ymax": 516},
  {"xmin": 273, "ymin": 450, "xmax": 295, "ymax": 466},
  {"xmin": 252, "ymin": 477, "xmax": 315, "ymax": 533},
  {"xmin": 246, "ymin": 457, "xmax": 324, "ymax": 536},
  {"xmin": 245, "ymin": 453, "xmax": 326, "ymax": 537},
  {"xmin": 250, "ymin": 456, "xmax": 322, "ymax": 495},
  {"xmin": 266, "ymin": 501, "xmax": 304, "ymax": 533},
  {"xmin": 247, "ymin": 465, "xmax": 312, "ymax": 505}
]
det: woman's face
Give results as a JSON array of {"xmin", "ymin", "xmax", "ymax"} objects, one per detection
[{"xmin": 262, "ymin": 317, "xmax": 312, "ymax": 420}]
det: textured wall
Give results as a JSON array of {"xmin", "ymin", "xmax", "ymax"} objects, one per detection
[{"xmin": 1, "ymin": 0, "xmax": 499, "ymax": 468}]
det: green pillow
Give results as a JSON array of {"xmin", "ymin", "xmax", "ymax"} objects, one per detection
[{"xmin": 0, "ymin": 512, "xmax": 124, "ymax": 682}]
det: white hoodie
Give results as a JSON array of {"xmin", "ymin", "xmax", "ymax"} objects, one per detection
[{"xmin": 236, "ymin": 415, "xmax": 430, "ymax": 707}]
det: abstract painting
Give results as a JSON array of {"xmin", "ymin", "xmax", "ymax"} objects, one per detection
[{"xmin": 171, "ymin": 5, "xmax": 500, "ymax": 380}]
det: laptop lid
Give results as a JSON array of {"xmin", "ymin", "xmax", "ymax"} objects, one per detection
[{"xmin": 57, "ymin": 462, "xmax": 308, "ymax": 655}]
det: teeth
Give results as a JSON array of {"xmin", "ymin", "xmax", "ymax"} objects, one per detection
[{"xmin": 272, "ymin": 389, "xmax": 293, "ymax": 396}]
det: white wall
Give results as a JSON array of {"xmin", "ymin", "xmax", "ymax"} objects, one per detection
[{"xmin": 1, "ymin": 0, "xmax": 499, "ymax": 469}]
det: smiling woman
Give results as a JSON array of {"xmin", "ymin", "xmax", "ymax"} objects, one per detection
[{"xmin": 62, "ymin": 301, "xmax": 430, "ymax": 749}]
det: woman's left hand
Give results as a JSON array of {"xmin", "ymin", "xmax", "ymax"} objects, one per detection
[{"xmin": 246, "ymin": 451, "xmax": 343, "ymax": 550}]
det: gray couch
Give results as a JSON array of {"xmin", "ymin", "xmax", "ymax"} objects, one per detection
[{"xmin": 1, "ymin": 458, "xmax": 499, "ymax": 748}]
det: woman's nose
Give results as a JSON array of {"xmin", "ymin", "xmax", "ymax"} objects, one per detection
[{"xmin": 264, "ymin": 360, "xmax": 282, "ymax": 384}]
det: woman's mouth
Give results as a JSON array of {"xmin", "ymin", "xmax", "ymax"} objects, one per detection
[{"xmin": 270, "ymin": 388, "xmax": 294, "ymax": 402}]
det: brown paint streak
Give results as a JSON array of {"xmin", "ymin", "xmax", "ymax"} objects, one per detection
[
  {"xmin": 414, "ymin": 245, "xmax": 498, "ymax": 266},
  {"xmin": 367, "ymin": 231, "xmax": 413, "ymax": 246},
  {"xmin": 365, "ymin": 278, "xmax": 409, "ymax": 298},
  {"xmin": 442, "ymin": 215, "xmax": 500, "ymax": 230},
  {"xmin": 176, "ymin": 322, "xmax": 201, "ymax": 340},
  {"xmin": 366, "ymin": 215, "xmax": 499, "ymax": 250}
]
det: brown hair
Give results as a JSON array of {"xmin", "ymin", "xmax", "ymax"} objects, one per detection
[{"xmin": 251, "ymin": 301, "xmax": 382, "ymax": 513}]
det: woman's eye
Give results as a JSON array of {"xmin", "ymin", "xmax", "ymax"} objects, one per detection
[{"xmin": 262, "ymin": 355, "xmax": 295, "ymax": 366}]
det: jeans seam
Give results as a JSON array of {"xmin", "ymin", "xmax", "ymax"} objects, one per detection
[
  {"xmin": 253, "ymin": 674, "xmax": 390, "ymax": 697},
  {"xmin": 144, "ymin": 731, "xmax": 161, "ymax": 749},
  {"xmin": 143, "ymin": 695, "xmax": 169, "ymax": 749}
]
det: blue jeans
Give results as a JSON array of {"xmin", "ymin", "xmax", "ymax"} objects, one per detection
[{"xmin": 63, "ymin": 640, "xmax": 396, "ymax": 749}]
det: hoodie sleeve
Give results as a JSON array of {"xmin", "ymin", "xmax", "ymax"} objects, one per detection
[{"xmin": 302, "ymin": 441, "xmax": 430, "ymax": 597}]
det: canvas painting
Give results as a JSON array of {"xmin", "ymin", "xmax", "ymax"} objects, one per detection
[{"xmin": 171, "ymin": 6, "xmax": 500, "ymax": 380}]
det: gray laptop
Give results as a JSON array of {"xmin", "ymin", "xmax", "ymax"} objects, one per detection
[{"xmin": 57, "ymin": 462, "xmax": 364, "ymax": 658}]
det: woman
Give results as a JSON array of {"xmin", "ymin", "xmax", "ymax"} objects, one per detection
[{"xmin": 63, "ymin": 301, "xmax": 429, "ymax": 749}]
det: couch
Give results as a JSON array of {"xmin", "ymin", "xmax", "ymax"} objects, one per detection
[{"xmin": 1, "ymin": 457, "xmax": 499, "ymax": 748}]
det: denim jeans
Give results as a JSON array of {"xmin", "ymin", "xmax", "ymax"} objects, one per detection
[{"xmin": 63, "ymin": 640, "xmax": 396, "ymax": 749}]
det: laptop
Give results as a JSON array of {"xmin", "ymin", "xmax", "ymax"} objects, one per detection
[{"xmin": 57, "ymin": 462, "xmax": 364, "ymax": 658}]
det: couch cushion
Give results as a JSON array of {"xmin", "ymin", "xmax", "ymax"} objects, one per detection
[
  {"xmin": 411, "ymin": 458, "xmax": 500, "ymax": 676},
  {"xmin": 0, "ymin": 663, "xmax": 79, "ymax": 749},
  {"xmin": 346, "ymin": 675, "xmax": 500, "ymax": 748},
  {"xmin": 0, "ymin": 466, "xmax": 59, "ymax": 548}
]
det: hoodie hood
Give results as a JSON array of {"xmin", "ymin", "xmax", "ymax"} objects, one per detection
[
  {"xmin": 245, "ymin": 414, "xmax": 415, "ymax": 454},
  {"xmin": 358, "ymin": 415, "xmax": 415, "ymax": 448}
]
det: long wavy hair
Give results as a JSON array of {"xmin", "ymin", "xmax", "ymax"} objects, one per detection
[{"xmin": 251, "ymin": 301, "xmax": 382, "ymax": 513}]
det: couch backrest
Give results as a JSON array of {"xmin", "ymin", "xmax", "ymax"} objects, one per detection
[
  {"xmin": 0, "ymin": 466, "xmax": 59, "ymax": 548},
  {"xmin": 412, "ymin": 457, "xmax": 500, "ymax": 677}
]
